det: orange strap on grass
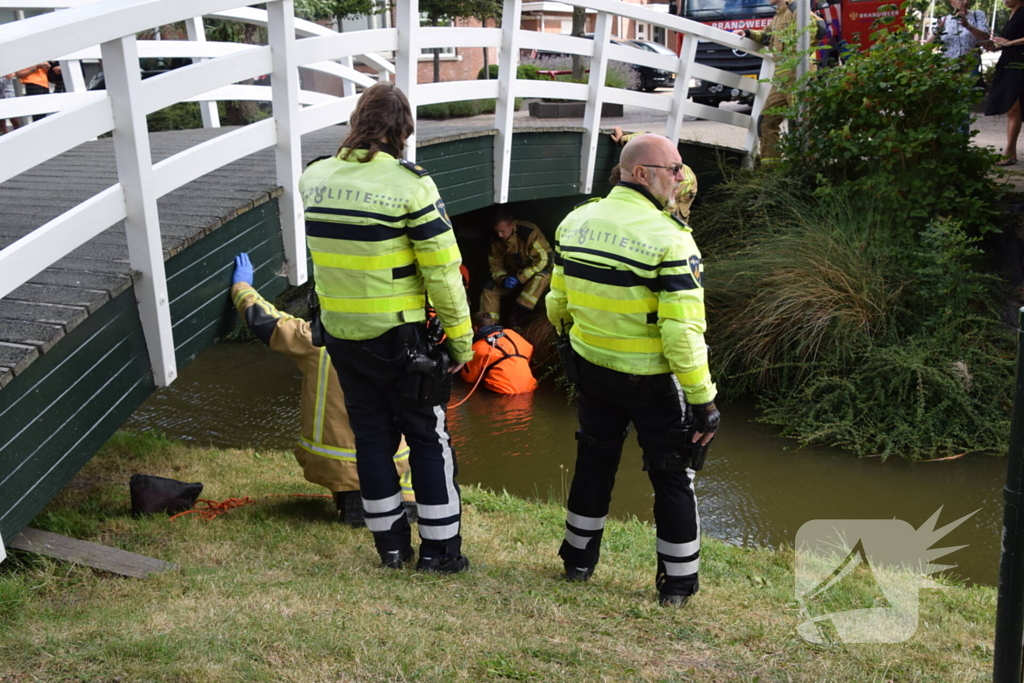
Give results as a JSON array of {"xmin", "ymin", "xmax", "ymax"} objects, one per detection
[{"xmin": 169, "ymin": 493, "xmax": 333, "ymax": 522}]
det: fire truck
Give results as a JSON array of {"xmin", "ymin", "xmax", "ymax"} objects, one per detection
[{"xmin": 673, "ymin": 0, "xmax": 903, "ymax": 107}]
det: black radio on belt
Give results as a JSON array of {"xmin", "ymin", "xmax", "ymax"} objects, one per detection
[
  {"xmin": 308, "ymin": 288, "xmax": 326, "ymax": 348},
  {"xmin": 399, "ymin": 322, "xmax": 453, "ymax": 406}
]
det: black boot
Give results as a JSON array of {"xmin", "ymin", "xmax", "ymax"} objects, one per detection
[
  {"xmin": 380, "ymin": 545, "xmax": 415, "ymax": 569},
  {"xmin": 416, "ymin": 540, "xmax": 470, "ymax": 574},
  {"xmin": 333, "ymin": 491, "xmax": 365, "ymax": 528}
]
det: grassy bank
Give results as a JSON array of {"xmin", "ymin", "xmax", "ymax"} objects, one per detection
[{"xmin": 0, "ymin": 433, "xmax": 997, "ymax": 682}]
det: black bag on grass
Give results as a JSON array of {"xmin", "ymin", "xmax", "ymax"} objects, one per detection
[{"xmin": 130, "ymin": 474, "xmax": 203, "ymax": 517}]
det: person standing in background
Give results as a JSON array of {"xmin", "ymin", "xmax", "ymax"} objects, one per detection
[
  {"xmin": 0, "ymin": 73, "xmax": 23, "ymax": 134},
  {"xmin": 14, "ymin": 62, "xmax": 50, "ymax": 122}
]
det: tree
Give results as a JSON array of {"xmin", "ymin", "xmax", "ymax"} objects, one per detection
[
  {"xmin": 421, "ymin": 0, "xmax": 501, "ymax": 82},
  {"xmin": 471, "ymin": 1, "xmax": 502, "ymax": 79},
  {"xmin": 294, "ymin": 0, "xmax": 386, "ymax": 31},
  {"xmin": 571, "ymin": 7, "xmax": 586, "ymax": 81}
]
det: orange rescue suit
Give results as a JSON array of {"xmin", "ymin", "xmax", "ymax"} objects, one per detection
[{"xmin": 461, "ymin": 325, "xmax": 537, "ymax": 395}]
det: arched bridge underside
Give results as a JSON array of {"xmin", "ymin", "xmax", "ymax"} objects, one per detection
[{"xmin": 0, "ymin": 125, "xmax": 741, "ymax": 545}]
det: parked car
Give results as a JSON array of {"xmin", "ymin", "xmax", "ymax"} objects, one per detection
[
  {"xmin": 627, "ymin": 40, "xmax": 678, "ymax": 92},
  {"xmin": 533, "ymin": 35, "xmax": 676, "ymax": 92}
]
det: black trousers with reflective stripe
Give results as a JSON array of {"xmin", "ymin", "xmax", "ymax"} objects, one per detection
[
  {"xmin": 561, "ymin": 355, "xmax": 700, "ymax": 596},
  {"xmin": 325, "ymin": 324, "xmax": 462, "ymax": 558}
]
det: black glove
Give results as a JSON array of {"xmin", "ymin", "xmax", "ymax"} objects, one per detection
[{"xmin": 691, "ymin": 401, "xmax": 721, "ymax": 436}]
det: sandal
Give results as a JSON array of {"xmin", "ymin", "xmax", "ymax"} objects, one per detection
[{"xmin": 996, "ymin": 157, "xmax": 1018, "ymax": 166}]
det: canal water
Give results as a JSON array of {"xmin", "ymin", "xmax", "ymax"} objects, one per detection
[{"xmin": 125, "ymin": 341, "xmax": 1009, "ymax": 586}]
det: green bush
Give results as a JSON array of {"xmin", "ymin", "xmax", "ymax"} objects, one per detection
[
  {"xmin": 778, "ymin": 25, "xmax": 1000, "ymax": 237},
  {"xmin": 477, "ymin": 64, "xmax": 541, "ymax": 80},
  {"xmin": 417, "ymin": 98, "xmax": 521, "ymax": 120},
  {"xmin": 147, "ymin": 102, "xmax": 203, "ymax": 132},
  {"xmin": 447, "ymin": 100, "xmax": 479, "ymax": 118},
  {"xmin": 760, "ymin": 330, "xmax": 1013, "ymax": 460},
  {"xmin": 417, "ymin": 102, "xmax": 452, "ymax": 119},
  {"xmin": 699, "ymin": 174, "xmax": 1014, "ymax": 460}
]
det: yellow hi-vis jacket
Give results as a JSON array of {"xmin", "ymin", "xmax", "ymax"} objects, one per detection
[
  {"xmin": 298, "ymin": 148, "xmax": 473, "ymax": 363},
  {"xmin": 231, "ymin": 282, "xmax": 413, "ymax": 499},
  {"xmin": 546, "ymin": 183, "xmax": 717, "ymax": 405}
]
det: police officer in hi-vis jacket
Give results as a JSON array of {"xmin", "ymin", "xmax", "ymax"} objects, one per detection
[
  {"xmin": 547, "ymin": 134, "xmax": 721, "ymax": 607},
  {"xmin": 299, "ymin": 83, "xmax": 473, "ymax": 574}
]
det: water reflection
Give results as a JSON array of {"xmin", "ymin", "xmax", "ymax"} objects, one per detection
[{"xmin": 125, "ymin": 341, "xmax": 1009, "ymax": 586}]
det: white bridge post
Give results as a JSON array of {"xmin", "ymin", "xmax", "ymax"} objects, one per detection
[
  {"xmin": 580, "ymin": 10, "xmax": 612, "ymax": 195},
  {"xmin": 395, "ymin": 0, "xmax": 419, "ymax": 162},
  {"xmin": 185, "ymin": 16, "xmax": 221, "ymax": 129},
  {"xmin": 268, "ymin": 0, "xmax": 307, "ymax": 286},
  {"xmin": 665, "ymin": 31, "xmax": 700, "ymax": 146},
  {"xmin": 494, "ymin": 0, "xmax": 523, "ymax": 204},
  {"xmin": 100, "ymin": 35, "xmax": 177, "ymax": 387}
]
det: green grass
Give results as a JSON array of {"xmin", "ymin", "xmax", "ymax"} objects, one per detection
[{"xmin": 0, "ymin": 432, "xmax": 997, "ymax": 682}]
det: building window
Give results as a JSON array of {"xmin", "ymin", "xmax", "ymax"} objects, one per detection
[
  {"xmin": 637, "ymin": 21, "xmax": 648, "ymax": 40},
  {"xmin": 421, "ymin": 14, "xmax": 456, "ymax": 55}
]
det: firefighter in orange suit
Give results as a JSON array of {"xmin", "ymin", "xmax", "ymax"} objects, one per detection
[
  {"xmin": 230, "ymin": 253, "xmax": 414, "ymax": 526},
  {"xmin": 480, "ymin": 206, "xmax": 553, "ymax": 328},
  {"xmin": 461, "ymin": 312, "xmax": 538, "ymax": 395}
]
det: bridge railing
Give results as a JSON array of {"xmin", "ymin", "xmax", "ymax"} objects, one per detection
[{"xmin": 0, "ymin": 0, "xmax": 773, "ymax": 388}]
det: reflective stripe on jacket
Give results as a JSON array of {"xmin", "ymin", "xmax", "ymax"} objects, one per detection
[
  {"xmin": 231, "ymin": 283, "xmax": 413, "ymax": 497},
  {"xmin": 488, "ymin": 220, "xmax": 553, "ymax": 284},
  {"xmin": 545, "ymin": 184, "xmax": 717, "ymax": 405},
  {"xmin": 460, "ymin": 325, "xmax": 538, "ymax": 395},
  {"xmin": 298, "ymin": 149, "xmax": 473, "ymax": 363}
]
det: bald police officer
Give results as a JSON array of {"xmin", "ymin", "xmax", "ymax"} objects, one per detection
[{"xmin": 547, "ymin": 134, "xmax": 721, "ymax": 606}]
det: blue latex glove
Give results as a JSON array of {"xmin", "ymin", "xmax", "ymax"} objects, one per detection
[
  {"xmin": 233, "ymin": 252, "xmax": 254, "ymax": 285},
  {"xmin": 503, "ymin": 276, "xmax": 520, "ymax": 290}
]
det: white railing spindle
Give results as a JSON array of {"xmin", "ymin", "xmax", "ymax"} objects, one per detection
[
  {"xmin": 100, "ymin": 34, "xmax": 177, "ymax": 387},
  {"xmin": 580, "ymin": 11, "xmax": 613, "ymax": 195},
  {"xmin": 666, "ymin": 33, "xmax": 700, "ymax": 147},
  {"xmin": 494, "ymin": 0, "xmax": 523, "ymax": 205},
  {"xmin": 267, "ymin": 0, "xmax": 306, "ymax": 287},
  {"xmin": 394, "ymin": 0, "xmax": 418, "ymax": 163},
  {"xmin": 185, "ymin": 16, "xmax": 221, "ymax": 128}
]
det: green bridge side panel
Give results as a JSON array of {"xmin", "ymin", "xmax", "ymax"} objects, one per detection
[
  {"xmin": 0, "ymin": 200, "xmax": 286, "ymax": 543},
  {"xmin": 169, "ymin": 200, "xmax": 287, "ymax": 366},
  {"xmin": 0, "ymin": 289, "xmax": 154, "ymax": 543},
  {"xmin": 419, "ymin": 135, "xmax": 494, "ymax": 217}
]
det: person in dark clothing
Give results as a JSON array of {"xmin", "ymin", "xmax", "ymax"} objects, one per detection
[{"xmin": 986, "ymin": 0, "xmax": 1024, "ymax": 165}]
